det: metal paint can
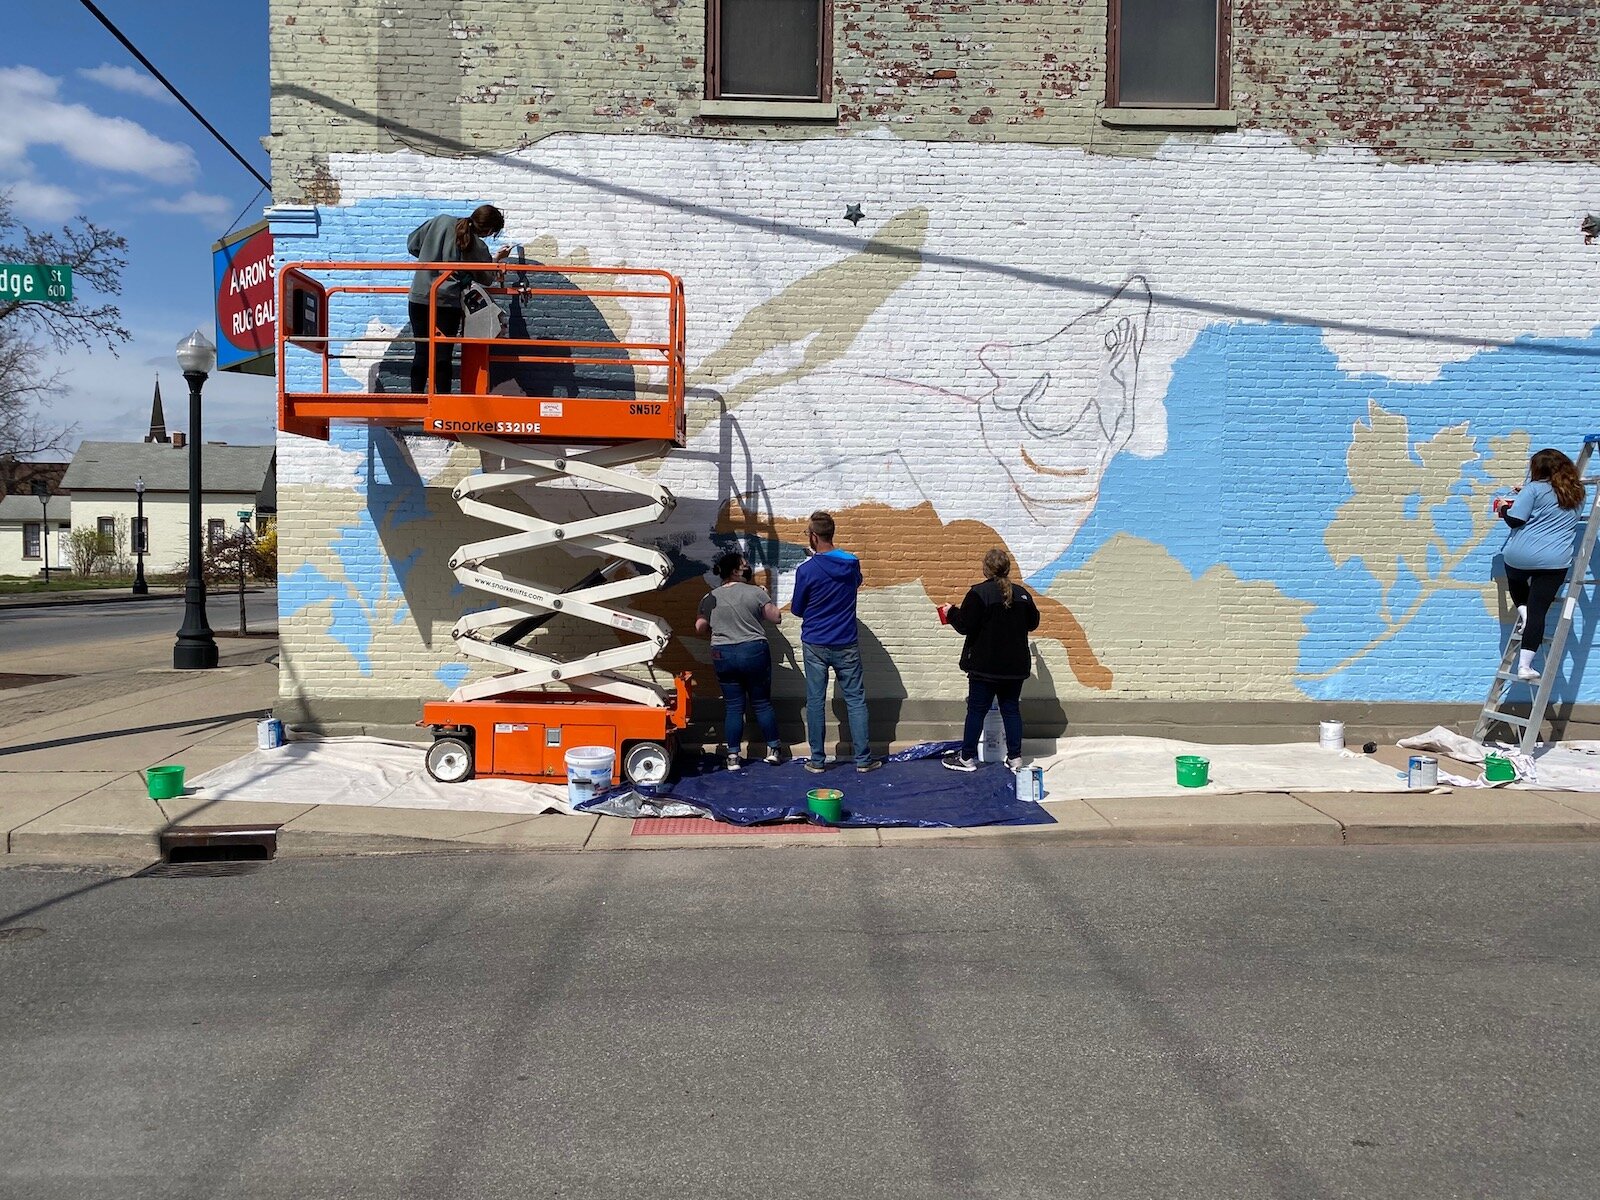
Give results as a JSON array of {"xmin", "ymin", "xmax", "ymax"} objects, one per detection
[
  {"xmin": 1407, "ymin": 755, "xmax": 1438, "ymax": 789},
  {"xmin": 257, "ymin": 717, "xmax": 285, "ymax": 750},
  {"xmin": 1016, "ymin": 765, "xmax": 1045, "ymax": 803},
  {"xmin": 1319, "ymin": 719, "xmax": 1345, "ymax": 750}
]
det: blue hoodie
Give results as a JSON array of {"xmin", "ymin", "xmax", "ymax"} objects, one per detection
[{"xmin": 790, "ymin": 549, "xmax": 862, "ymax": 648}]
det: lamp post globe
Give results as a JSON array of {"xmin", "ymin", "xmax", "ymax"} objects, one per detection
[
  {"xmin": 132, "ymin": 475, "xmax": 148, "ymax": 595},
  {"xmin": 173, "ymin": 329, "xmax": 219, "ymax": 670}
]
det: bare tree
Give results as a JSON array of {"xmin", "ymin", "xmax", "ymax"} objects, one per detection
[{"xmin": 0, "ymin": 190, "xmax": 129, "ymax": 495}]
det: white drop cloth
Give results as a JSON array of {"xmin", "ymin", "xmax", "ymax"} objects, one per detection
[
  {"xmin": 1036, "ymin": 736, "xmax": 1411, "ymax": 800},
  {"xmin": 189, "ymin": 737, "xmax": 576, "ymax": 815},
  {"xmin": 1398, "ymin": 726, "xmax": 1600, "ymax": 791}
]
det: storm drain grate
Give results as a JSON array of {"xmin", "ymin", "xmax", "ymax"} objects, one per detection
[
  {"xmin": 137, "ymin": 859, "xmax": 268, "ymax": 879},
  {"xmin": 631, "ymin": 818, "xmax": 840, "ymax": 837},
  {"xmin": 137, "ymin": 825, "xmax": 280, "ymax": 878}
]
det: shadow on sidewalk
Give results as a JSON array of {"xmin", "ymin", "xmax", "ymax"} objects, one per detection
[{"xmin": 0, "ymin": 711, "xmax": 263, "ymax": 758}]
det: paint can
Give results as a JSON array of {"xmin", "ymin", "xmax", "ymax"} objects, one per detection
[
  {"xmin": 1318, "ymin": 720, "xmax": 1345, "ymax": 750},
  {"xmin": 1407, "ymin": 755, "xmax": 1439, "ymax": 789},
  {"xmin": 257, "ymin": 717, "xmax": 285, "ymax": 750},
  {"xmin": 1015, "ymin": 765, "xmax": 1045, "ymax": 803}
]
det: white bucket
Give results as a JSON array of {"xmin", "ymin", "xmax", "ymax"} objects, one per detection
[
  {"xmin": 565, "ymin": 745, "xmax": 616, "ymax": 807},
  {"xmin": 978, "ymin": 705, "xmax": 1006, "ymax": 763},
  {"xmin": 1319, "ymin": 720, "xmax": 1345, "ymax": 750}
]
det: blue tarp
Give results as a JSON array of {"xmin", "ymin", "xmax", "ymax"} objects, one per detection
[{"xmin": 581, "ymin": 741, "xmax": 1055, "ymax": 829}]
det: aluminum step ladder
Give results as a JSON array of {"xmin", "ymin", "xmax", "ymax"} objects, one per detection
[{"xmin": 1474, "ymin": 435, "xmax": 1600, "ymax": 753}]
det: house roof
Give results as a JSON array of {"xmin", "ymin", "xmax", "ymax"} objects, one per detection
[
  {"xmin": 61, "ymin": 441, "xmax": 274, "ymax": 494},
  {"xmin": 0, "ymin": 494, "xmax": 72, "ymax": 523}
]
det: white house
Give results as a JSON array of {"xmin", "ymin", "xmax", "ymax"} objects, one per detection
[
  {"xmin": 61, "ymin": 439, "xmax": 276, "ymax": 574},
  {"xmin": 0, "ymin": 494, "xmax": 72, "ymax": 576}
]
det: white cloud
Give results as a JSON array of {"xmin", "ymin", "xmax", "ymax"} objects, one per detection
[
  {"xmin": 77, "ymin": 63, "xmax": 173, "ymax": 104},
  {"xmin": 0, "ymin": 65, "xmax": 196, "ymax": 182},
  {"xmin": 148, "ymin": 190, "xmax": 233, "ymax": 218},
  {"xmin": 5, "ymin": 178, "xmax": 82, "ymax": 220}
]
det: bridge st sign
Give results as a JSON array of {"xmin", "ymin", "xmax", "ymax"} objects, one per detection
[{"xmin": 0, "ymin": 264, "xmax": 72, "ymax": 303}]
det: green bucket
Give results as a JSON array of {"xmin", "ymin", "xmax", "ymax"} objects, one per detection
[
  {"xmin": 146, "ymin": 764, "xmax": 186, "ymax": 801},
  {"xmin": 1484, "ymin": 754, "xmax": 1516, "ymax": 783},
  {"xmin": 806, "ymin": 788, "xmax": 844, "ymax": 824},
  {"xmin": 1175, "ymin": 755, "xmax": 1210, "ymax": 788}
]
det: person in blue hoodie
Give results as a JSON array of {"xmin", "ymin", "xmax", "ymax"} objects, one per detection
[{"xmin": 790, "ymin": 511, "xmax": 881, "ymax": 773}]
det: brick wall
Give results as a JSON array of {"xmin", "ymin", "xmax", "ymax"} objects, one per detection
[{"xmin": 269, "ymin": 2, "xmax": 1600, "ymax": 736}]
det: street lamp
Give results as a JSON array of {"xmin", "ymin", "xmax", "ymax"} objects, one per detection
[
  {"xmin": 132, "ymin": 476, "xmax": 148, "ymax": 595},
  {"xmin": 173, "ymin": 330, "xmax": 218, "ymax": 670},
  {"xmin": 236, "ymin": 508, "xmax": 253, "ymax": 635},
  {"xmin": 29, "ymin": 480, "xmax": 50, "ymax": 585}
]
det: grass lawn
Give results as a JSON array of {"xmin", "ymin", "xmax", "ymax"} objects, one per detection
[{"xmin": 0, "ymin": 575, "xmax": 180, "ymax": 595}]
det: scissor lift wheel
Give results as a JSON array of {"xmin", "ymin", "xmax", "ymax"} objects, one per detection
[
  {"xmin": 426, "ymin": 736, "xmax": 475, "ymax": 784},
  {"xmin": 622, "ymin": 740, "xmax": 672, "ymax": 785}
]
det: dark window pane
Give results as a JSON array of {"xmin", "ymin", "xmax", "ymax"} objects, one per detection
[
  {"xmin": 1117, "ymin": 0, "xmax": 1219, "ymax": 107},
  {"xmin": 23, "ymin": 523, "xmax": 40, "ymax": 558},
  {"xmin": 720, "ymin": 0, "xmax": 822, "ymax": 100}
]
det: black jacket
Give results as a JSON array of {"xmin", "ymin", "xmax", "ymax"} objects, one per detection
[{"xmin": 948, "ymin": 578, "xmax": 1040, "ymax": 680}]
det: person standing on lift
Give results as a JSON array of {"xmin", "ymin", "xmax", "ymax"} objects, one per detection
[{"xmin": 406, "ymin": 204, "xmax": 509, "ymax": 395}]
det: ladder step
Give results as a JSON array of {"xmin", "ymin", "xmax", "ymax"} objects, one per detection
[{"xmin": 1482, "ymin": 712, "xmax": 1532, "ymax": 727}]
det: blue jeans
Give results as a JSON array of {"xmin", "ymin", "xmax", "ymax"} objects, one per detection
[
  {"xmin": 803, "ymin": 642, "xmax": 872, "ymax": 766},
  {"xmin": 961, "ymin": 676, "xmax": 1023, "ymax": 760},
  {"xmin": 711, "ymin": 639, "xmax": 782, "ymax": 754}
]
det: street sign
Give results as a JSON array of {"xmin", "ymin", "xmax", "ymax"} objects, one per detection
[
  {"xmin": 0, "ymin": 264, "xmax": 72, "ymax": 303},
  {"xmin": 237, "ymin": 509, "xmax": 253, "ymax": 523}
]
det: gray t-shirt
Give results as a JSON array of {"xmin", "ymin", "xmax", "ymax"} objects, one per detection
[{"xmin": 697, "ymin": 582, "xmax": 773, "ymax": 646}]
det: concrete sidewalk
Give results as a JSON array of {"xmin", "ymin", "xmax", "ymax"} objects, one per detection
[{"xmin": 4, "ymin": 653, "xmax": 1600, "ymax": 860}]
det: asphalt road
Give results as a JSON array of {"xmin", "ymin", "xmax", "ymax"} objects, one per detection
[
  {"xmin": 0, "ymin": 590, "xmax": 278, "ymax": 656},
  {"xmin": 1, "ymin": 845, "xmax": 1597, "ymax": 1200}
]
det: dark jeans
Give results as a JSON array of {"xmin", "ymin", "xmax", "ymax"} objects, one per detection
[
  {"xmin": 408, "ymin": 302, "xmax": 463, "ymax": 395},
  {"xmin": 803, "ymin": 642, "xmax": 872, "ymax": 766},
  {"xmin": 1505, "ymin": 564, "xmax": 1566, "ymax": 652},
  {"xmin": 712, "ymin": 639, "xmax": 781, "ymax": 754},
  {"xmin": 961, "ymin": 675, "xmax": 1024, "ymax": 760}
]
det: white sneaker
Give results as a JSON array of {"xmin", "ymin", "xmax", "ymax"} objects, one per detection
[
  {"xmin": 1517, "ymin": 667, "xmax": 1542, "ymax": 683},
  {"xmin": 1005, "ymin": 756, "xmax": 1024, "ymax": 771},
  {"xmin": 1515, "ymin": 605, "xmax": 1528, "ymax": 629}
]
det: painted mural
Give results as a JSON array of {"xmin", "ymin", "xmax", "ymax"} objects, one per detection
[{"xmin": 276, "ymin": 132, "xmax": 1600, "ymax": 711}]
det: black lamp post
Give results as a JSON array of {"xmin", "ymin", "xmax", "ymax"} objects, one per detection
[
  {"xmin": 132, "ymin": 475, "xmax": 148, "ymax": 595},
  {"xmin": 173, "ymin": 330, "xmax": 218, "ymax": 670}
]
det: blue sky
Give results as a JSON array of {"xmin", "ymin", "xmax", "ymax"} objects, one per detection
[{"xmin": 5, "ymin": 0, "xmax": 275, "ymax": 453}]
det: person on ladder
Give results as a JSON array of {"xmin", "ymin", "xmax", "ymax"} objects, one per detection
[{"xmin": 1493, "ymin": 448, "xmax": 1588, "ymax": 682}]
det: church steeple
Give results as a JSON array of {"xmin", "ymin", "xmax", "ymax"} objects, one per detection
[{"xmin": 144, "ymin": 376, "xmax": 170, "ymax": 444}]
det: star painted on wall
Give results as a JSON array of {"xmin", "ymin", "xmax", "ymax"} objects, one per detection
[{"xmin": 844, "ymin": 204, "xmax": 864, "ymax": 225}]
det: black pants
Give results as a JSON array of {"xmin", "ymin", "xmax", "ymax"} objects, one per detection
[
  {"xmin": 961, "ymin": 676, "xmax": 1024, "ymax": 759},
  {"xmin": 408, "ymin": 302, "xmax": 462, "ymax": 395},
  {"xmin": 1505, "ymin": 565, "xmax": 1566, "ymax": 652}
]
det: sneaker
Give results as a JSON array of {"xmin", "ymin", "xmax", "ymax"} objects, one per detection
[
  {"xmin": 1515, "ymin": 605, "xmax": 1528, "ymax": 629},
  {"xmin": 942, "ymin": 752, "xmax": 978, "ymax": 774},
  {"xmin": 1517, "ymin": 667, "xmax": 1542, "ymax": 682},
  {"xmin": 856, "ymin": 759, "xmax": 884, "ymax": 773},
  {"xmin": 725, "ymin": 753, "xmax": 742, "ymax": 772},
  {"xmin": 1005, "ymin": 756, "xmax": 1024, "ymax": 771},
  {"xmin": 763, "ymin": 746, "xmax": 789, "ymax": 766},
  {"xmin": 804, "ymin": 760, "xmax": 828, "ymax": 774}
]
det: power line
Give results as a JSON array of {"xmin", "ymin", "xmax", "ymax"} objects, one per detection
[{"xmin": 77, "ymin": 0, "xmax": 271, "ymax": 190}]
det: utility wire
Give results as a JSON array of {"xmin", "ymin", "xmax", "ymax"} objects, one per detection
[{"xmin": 77, "ymin": 0, "xmax": 271, "ymax": 190}]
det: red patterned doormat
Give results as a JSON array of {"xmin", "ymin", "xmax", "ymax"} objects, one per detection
[{"xmin": 631, "ymin": 818, "xmax": 840, "ymax": 837}]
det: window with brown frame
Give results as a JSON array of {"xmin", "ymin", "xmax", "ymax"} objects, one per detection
[
  {"xmin": 707, "ymin": 0, "xmax": 831, "ymax": 102},
  {"xmin": 22, "ymin": 522, "xmax": 41, "ymax": 560},
  {"xmin": 1107, "ymin": 0, "xmax": 1231, "ymax": 109}
]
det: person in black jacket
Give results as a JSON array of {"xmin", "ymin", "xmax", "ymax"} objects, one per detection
[{"xmin": 941, "ymin": 548, "xmax": 1040, "ymax": 772}]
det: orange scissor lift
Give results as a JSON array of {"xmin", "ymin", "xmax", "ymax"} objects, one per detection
[{"xmin": 277, "ymin": 259, "xmax": 691, "ymax": 786}]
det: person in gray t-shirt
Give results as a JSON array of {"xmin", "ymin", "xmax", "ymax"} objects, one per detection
[
  {"xmin": 405, "ymin": 204, "xmax": 508, "ymax": 395},
  {"xmin": 696, "ymin": 551, "xmax": 786, "ymax": 770}
]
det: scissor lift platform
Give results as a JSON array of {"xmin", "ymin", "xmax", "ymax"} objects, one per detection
[{"xmin": 277, "ymin": 260, "xmax": 691, "ymax": 785}]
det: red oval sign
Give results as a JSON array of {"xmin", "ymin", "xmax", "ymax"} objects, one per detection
[{"xmin": 215, "ymin": 228, "xmax": 276, "ymax": 356}]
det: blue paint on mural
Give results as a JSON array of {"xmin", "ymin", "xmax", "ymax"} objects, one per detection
[
  {"xmin": 435, "ymin": 663, "xmax": 471, "ymax": 690},
  {"xmin": 1047, "ymin": 321, "xmax": 1600, "ymax": 702}
]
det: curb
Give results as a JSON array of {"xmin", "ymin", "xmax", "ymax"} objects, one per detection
[{"xmin": 0, "ymin": 587, "xmax": 272, "ymax": 612}]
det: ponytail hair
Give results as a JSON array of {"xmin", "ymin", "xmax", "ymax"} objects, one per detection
[
  {"xmin": 983, "ymin": 547, "xmax": 1014, "ymax": 607},
  {"xmin": 456, "ymin": 204, "xmax": 505, "ymax": 253},
  {"xmin": 1531, "ymin": 447, "xmax": 1586, "ymax": 510}
]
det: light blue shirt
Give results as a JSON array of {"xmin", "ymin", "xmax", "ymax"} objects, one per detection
[{"xmin": 1502, "ymin": 480, "xmax": 1581, "ymax": 571}]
